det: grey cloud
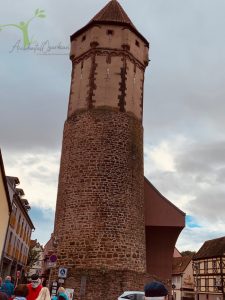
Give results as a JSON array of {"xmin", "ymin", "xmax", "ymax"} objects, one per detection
[
  {"xmin": 147, "ymin": 139, "xmax": 225, "ymax": 227},
  {"xmin": 2, "ymin": 0, "xmax": 225, "ymax": 248},
  {"xmin": 177, "ymin": 227, "xmax": 225, "ymax": 252},
  {"xmin": 176, "ymin": 141, "xmax": 225, "ymax": 174},
  {"xmin": 2, "ymin": 0, "xmax": 225, "ymax": 151},
  {"xmin": 27, "ymin": 170, "xmax": 58, "ymax": 186},
  {"xmin": 186, "ymin": 189, "xmax": 225, "ymax": 223},
  {"xmin": 216, "ymin": 168, "xmax": 225, "ymax": 183}
]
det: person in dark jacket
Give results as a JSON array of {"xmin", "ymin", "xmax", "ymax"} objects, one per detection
[{"xmin": 0, "ymin": 276, "xmax": 14, "ymax": 298}]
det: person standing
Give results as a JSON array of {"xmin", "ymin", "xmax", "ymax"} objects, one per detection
[
  {"xmin": 0, "ymin": 276, "xmax": 14, "ymax": 298},
  {"xmin": 0, "ymin": 291, "xmax": 9, "ymax": 300},
  {"xmin": 51, "ymin": 287, "xmax": 69, "ymax": 300},
  {"xmin": 26, "ymin": 274, "xmax": 43, "ymax": 300},
  {"xmin": 13, "ymin": 284, "xmax": 29, "ymax": 300},
  {"xmin": 36, "ymin": 287, "xmax": 51, "ymax": 300}
]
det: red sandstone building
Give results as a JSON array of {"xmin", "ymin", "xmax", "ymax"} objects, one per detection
[{"xmin": 52, "ymin": 1, "xmax": 185, "ymax": 299}]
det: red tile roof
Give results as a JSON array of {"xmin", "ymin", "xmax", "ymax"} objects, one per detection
[
  {"xmin": 89, "ymin": 0, "xmax": 136, "ymax": 29},
  {"xmin": 193, "ymin": 236, "xmax": 225, "ymax": 260},
  {"xmin": 172, "ymin": 256, "xmax": 192, "ymax": 275},
  {"xmin": 71, "ymin": 0, "xmax": 149, "ymax": 46}
]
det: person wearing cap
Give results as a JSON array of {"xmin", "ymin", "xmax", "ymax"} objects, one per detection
[
  {"xmin": 27, "ymin": 274, "xmax": 43, "ymax": 300},
  {"xmin": 144, "ymin": 281, "xmax": 168, "ymax": 300}
]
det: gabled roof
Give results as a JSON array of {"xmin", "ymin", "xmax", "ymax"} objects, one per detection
[
  {"xmin": 172, "ymin": 256, "xmax": 192, "ymax": 275},
  {"xmin": 174, "ymin": 247, "xmax": 182, "ymax": 258},
  {"xmin": 0, "ymin": 149, "xmax": 12, "ymax": 213},
  {"xmin": 144, "ymin": 177, "xmax": 185, "ymax": 227},
  {"xmin": 71, "ymin": 0, "xmax": 149, "ymax": 46},
  {"xmin": 193, "ymin": 236, "xmax": 225, "ymax": 260}
]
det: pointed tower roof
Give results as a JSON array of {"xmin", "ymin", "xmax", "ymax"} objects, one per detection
[
  {"xmin": 71, "ymin": 0, "xmax": 149, "ymax": 46},
  {"xmin": 89, "ymin": 0, "xmax": 136, "ymax": 28}
]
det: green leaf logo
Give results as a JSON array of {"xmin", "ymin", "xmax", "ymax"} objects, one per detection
[{"xmin": 0, "ymin": 8, "xmax": 46, "ymax": 48}]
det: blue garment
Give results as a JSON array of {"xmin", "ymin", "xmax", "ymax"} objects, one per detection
[
  {"xmin": 58, "ymin": 292, "xmax": 69, "ymax": 300},
  {"xmin": 51, "ymin": 293, "xmax": 69, "ymax": 300},
  {"xmin": 0, "ymin": 280, "xmax": 14, "ymax": 297}
]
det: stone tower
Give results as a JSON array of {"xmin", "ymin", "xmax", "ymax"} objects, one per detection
[{"xmin": 53, "ymin": 0, "xmax": 149, "ymax": 298}]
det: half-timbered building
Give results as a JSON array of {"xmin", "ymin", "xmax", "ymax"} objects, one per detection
[{"xmin": 193, "ymin": 237, "xmax": 225, "ymax": 300}]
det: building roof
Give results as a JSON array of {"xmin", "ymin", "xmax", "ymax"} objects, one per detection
[
  {"xmin": 144, "ymin": 177, "xmax": 185, "ymax": 227},
  {"xmin": 14, "ymin": 193, "xmax": 35, "ymax": 230},
  {"xmin": 173, "ymin": 247, "xmax": 182, "ymax": 258},
  {"xmin": 0, "ymin": 149, "xmax": 12, "ymax": 213},
  {"xmin": 6, "ymin": 176, "xmax": 35, "ymax": 230},
  {"xmin": 89, "ymin": 0, "xmax": 136, "ymax": 28},
  {"xmin": 193, "ymin": 236, "xmax": 225, "ymax": 260},
  {"xmin": 30, "ymin": 239, "xmax": 37, "ymax": 249},
  {"xmin": 16, "ymin": 188, "xmax": 25, "ymax": 196},
  {"xmin": 30, "ymin": 239, "xmax": 44, "ymax": 250},
  {"xmin": 7, "ymin": 176, "xmax": 20, "ymax": 186},
  {"xmin": 172, "ymin": 256, "xmax": 192, "ymax": 275},
  {"xmin": 71, "ymin": 0, "xmax": 149, "ymax": 46}
]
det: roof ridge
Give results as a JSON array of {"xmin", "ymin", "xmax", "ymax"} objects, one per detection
[
  {"xmin": 193, "ymin": 236, "xmax": 225, "ymax": 260},
  {"xmin": 144, "ymin": 177, "xmax": 186, "ymax": 216}
]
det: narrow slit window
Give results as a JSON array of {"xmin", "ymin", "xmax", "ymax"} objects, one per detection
[
  {"xmin": 135, "ymin": 40, "xmax": 140, "ymax": 47},
  {"xmin": 82, "ymin": 35, "xmax": 86, "ymax": 42},
  {"xmin": 107, "ymin": 29, "xmax": 114, "ymax": 36}
]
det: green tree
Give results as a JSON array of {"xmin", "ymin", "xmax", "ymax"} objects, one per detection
[
  {"xmin": 181, "ymin": 250, "xmax": 196, "ymax": 257},
  {"xmin": 0, "ymin": 9, "xmax": 46, "ymax": 48},
  {"xmin": 27, "ymin": 247, "xmax": 40, "ymax": 268}
]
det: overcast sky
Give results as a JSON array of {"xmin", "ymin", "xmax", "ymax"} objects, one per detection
[{"xmin": 1, "ymin": 0, "xmax": 225, "ymax": 252}]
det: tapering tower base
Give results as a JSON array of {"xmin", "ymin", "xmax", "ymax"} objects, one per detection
[{"xmin": 50, "ymin": 268, "xmax": 156, "ymax": 300}]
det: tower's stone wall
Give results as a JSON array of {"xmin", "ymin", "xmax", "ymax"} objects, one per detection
[
  {"xmin": 54, "ymin": 109, "xmax": 145, "ymax": 273},
  {"xmin": 50, "ymin": 267, "xmax": 157, "ymax": 300},
  {"xmin": 52, "ymin": 2, "xmax": 150, "ymax": 298}
]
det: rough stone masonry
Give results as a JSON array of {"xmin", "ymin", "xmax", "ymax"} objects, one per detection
[{"xmin": 52, "ymin": 0, "xmax": 151, "ymax": 299}]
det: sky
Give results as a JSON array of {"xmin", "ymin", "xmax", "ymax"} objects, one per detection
[{"xmin": 1, "ymin": 0, "xmax": 225, "ymax": 252}]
